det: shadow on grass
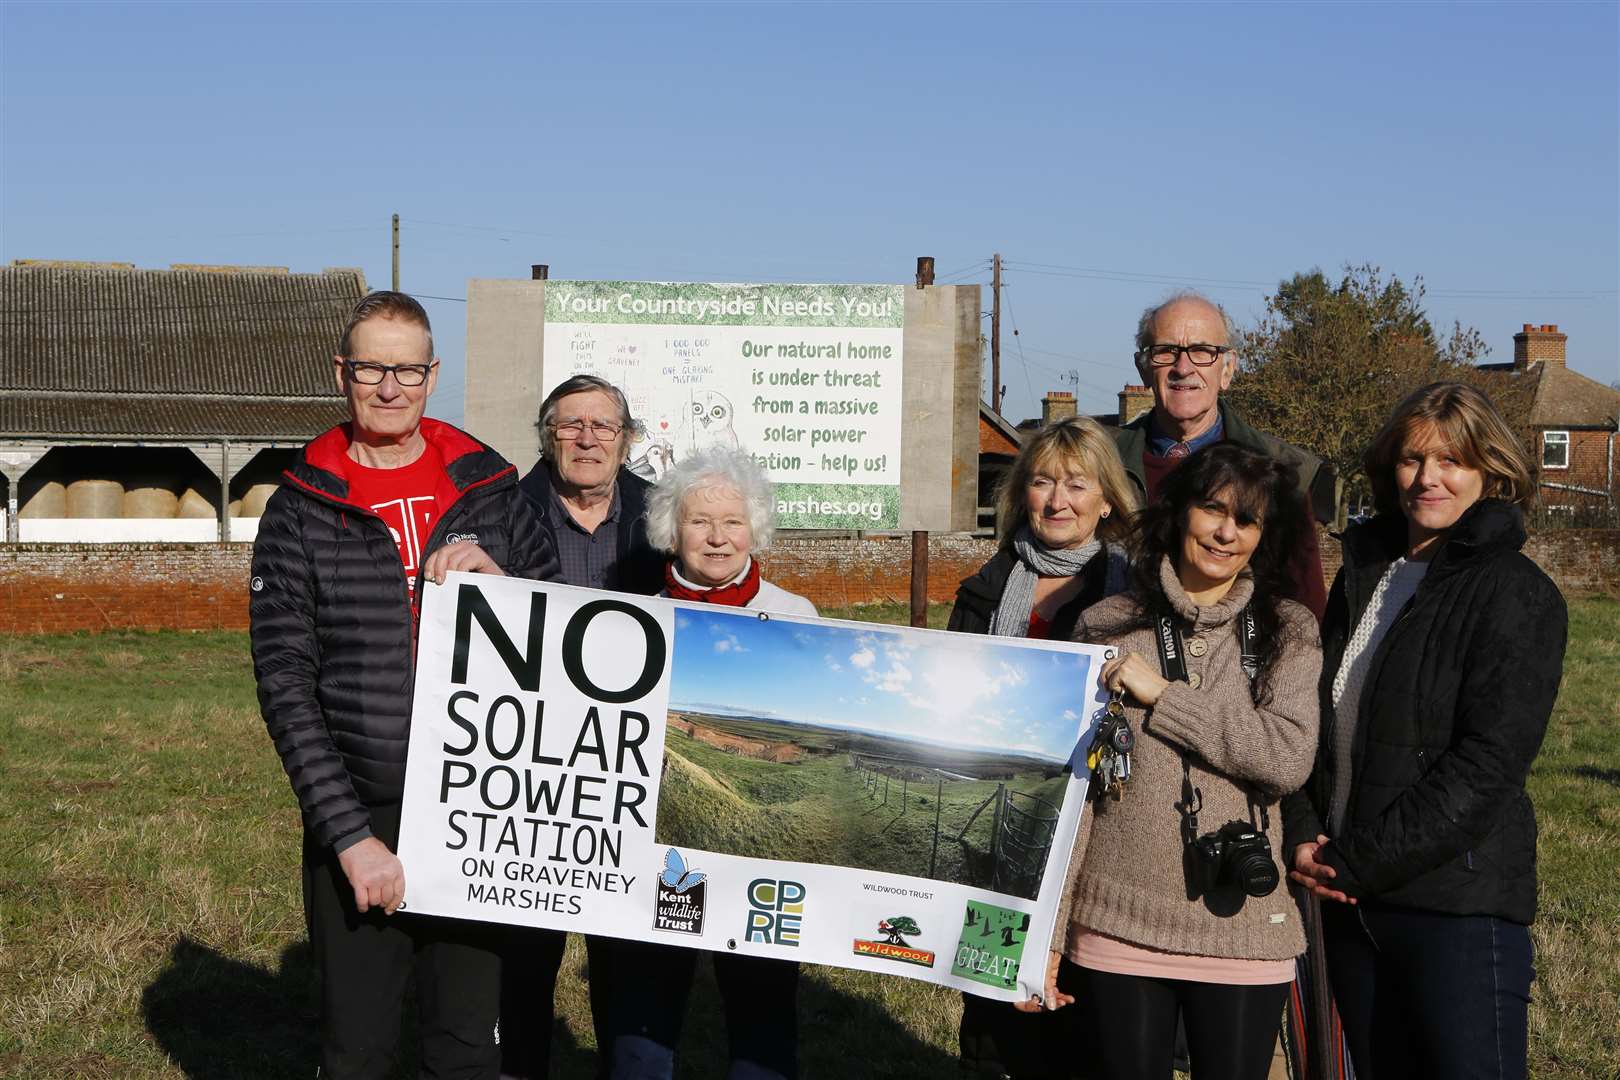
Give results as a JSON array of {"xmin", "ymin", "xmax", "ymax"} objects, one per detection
[
  {"xmin": 141, "ymin": 935, "xmax": 954, "ymax": 1079},
  {"xmin": 1570, "ymin": 764, "xmax": 1620, "ymax": 788},
  {"xmin": 142, "ymin": 937, "xmax": 319, "ymax": 1079}
]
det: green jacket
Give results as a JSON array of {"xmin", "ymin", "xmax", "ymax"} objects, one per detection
[{"xmin": 1112, "ymin": 400, "xmax": 1336, "ymax": 525}]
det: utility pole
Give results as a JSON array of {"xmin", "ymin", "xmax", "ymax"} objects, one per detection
[
  {"xmin": 990, "ymin": 252, "xmax": 1002, "ymax": 413},
  {"xmin": 911, "ymin": 256, "xmax": 934, "ymax": 628},
  {"xmin": 391, "ymin": 213, "xmax": 400, "ymax": 291}
]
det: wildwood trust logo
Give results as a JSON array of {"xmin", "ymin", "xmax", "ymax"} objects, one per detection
[
  {"xmin": 852, "ymin": 916, "xmax": 935, "ymax": 968},
  {"xmin": 952, "ymin": 901, "xmax": 1028, "ymax": 989},
  {"xmin": 653, "ymin": 848, "xmax": 706, "ymax": 935}
]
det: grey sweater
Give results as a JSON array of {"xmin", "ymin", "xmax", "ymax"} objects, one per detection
[{"xmin": 1050, "ymin": 559, "xmax": 1322, "ymax": 961}]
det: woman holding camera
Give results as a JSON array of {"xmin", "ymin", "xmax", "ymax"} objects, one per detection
[
  {"xmin": 1285, "ymin": 383, "xmax": 1565, "ymax": 1079},
  {"xmin": 951, "ymin": 416, "xmax": 1137, "ymax": 1078},
  {"xmin": 1024, "ymin": 442, "xmax": 1322, "ymax": 1080}
]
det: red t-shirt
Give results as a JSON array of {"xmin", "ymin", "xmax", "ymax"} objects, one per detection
[{"xmin": 343, "ymin": 443, "xmax": 450, "ymax": 605}]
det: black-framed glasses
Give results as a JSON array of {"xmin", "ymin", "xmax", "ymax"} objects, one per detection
[
  {"xmin": 552, "ymin": 418, "xmax": 624, "ymax": 441},
  {"xmin": 1135, "ymin": 343, "xmax": 1230, "ymax": 367},
  {"xmin": 341, "ymin": 358, "xmax": 435, "ymax": 386}
]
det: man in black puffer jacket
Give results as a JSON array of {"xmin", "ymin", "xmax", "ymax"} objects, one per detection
[{"xmin": 251, "ymin": 292, "xmax": 560, "ymax": 1080}]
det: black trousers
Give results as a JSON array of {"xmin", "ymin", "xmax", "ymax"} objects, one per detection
[
  {"xmin": 1059, "ymin": 959, "xmax": 1288, "ymax": 1080},
  {"xmin": 1322, "ymin": 902, "xmax": 1532, "ymax": 1080},
  {"xmin": 303, "ymin": 810, "xmax": 502, "ymax": 1080},
  {"xmin": 498, "ymin": 931, "xmax": 616, "ymax": 1079},
  {"xmin": 602, "ymin": 938, "xmax": 800, "ymax": 1079}
]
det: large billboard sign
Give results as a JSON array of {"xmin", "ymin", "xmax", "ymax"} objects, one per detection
[{"xmin": 541, "ymin": 281, "xmax": 905, "ymax": 530}]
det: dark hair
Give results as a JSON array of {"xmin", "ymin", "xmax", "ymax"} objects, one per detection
[
  {"xmin": 1127, "ymin": 442, "xmax": 1304, "ymax": 704},
  {"xmin": 337, "ymin": 290, "xmax": 434, "ymax": 358}
]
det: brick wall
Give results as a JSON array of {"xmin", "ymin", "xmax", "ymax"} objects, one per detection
[
  {"xmin": 1539, "ymin": 428, "xmax": 1617, "ymax": 506},
  {"xmin": 2, "ymin": 529, "xmax": 1615, "ymax": 635},
  {"xmin": 0, "ymin": 543, "xmax": 254, "ymax": 634}
]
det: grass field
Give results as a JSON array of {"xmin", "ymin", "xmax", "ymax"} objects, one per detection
[
  {"xmin": 658, "ymin": 720, "xmax": 1070, "ymax": 894},
  {"xmin": 1, "ymin": 597, "xmax": 1615, "ymax": 1078}
]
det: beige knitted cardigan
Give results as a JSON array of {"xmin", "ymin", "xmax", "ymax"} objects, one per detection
[{"xmin": 1049, "ymin": 558, "xmax": 1322, "ymax": 961}]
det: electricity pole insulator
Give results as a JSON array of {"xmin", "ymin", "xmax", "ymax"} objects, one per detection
[{"xmin": 391, "ymin": 214, "xmax": 400, "ymax": 291}]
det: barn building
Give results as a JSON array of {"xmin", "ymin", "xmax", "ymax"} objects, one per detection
[{"xmin": 0, "ymin": 260, "xmax": 363, "ymax": 542}]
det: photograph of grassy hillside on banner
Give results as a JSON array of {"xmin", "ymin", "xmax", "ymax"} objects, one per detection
[{"xmin": 656, "ymin": 608, "xmax": 1096, "ymax": 900}]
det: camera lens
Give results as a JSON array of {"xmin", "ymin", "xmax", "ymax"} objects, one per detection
[{"xmin": 1231, "ymin": 844, "xmax": 1280, "ymax": 897}]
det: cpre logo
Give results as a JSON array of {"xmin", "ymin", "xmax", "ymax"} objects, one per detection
[{"xmin": 745, "ymin": 878, "xmax": 805, "ymax": 946}]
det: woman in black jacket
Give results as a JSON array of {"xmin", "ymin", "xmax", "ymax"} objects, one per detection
[
  {"xmin": 1286, "ymin": 382, "xmax": 1567, "ymax": 1080},
  {"xmin": 950, "ymin": 415, "xmax": 1137, "ymax": 1079}
]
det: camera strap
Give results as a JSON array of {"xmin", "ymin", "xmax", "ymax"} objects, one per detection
[{"xmin": 1154, "ymin": 606, "xmax": 1269, "ymax": 836}]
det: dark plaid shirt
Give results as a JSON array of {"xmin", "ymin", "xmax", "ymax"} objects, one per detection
[{"xmin": 544, "ymin": 483, "xmax": 621, "ymax": 589}]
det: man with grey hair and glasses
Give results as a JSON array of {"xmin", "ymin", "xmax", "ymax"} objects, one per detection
[
  {"xmin": 1115, "ymin": 290, "xmax": 1330, "ymax": 618},
  {"xmin": 501, "ymin": 374, "xmax": 665, "ymax": 1078},
  {"xmin": 251, "ymin": 290, "xmax": 560, "ymax": 1078}
]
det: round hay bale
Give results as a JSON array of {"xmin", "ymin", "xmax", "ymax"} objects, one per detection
[
  {"xmin": 177, "ymin": 488, "xmax": 217, "ymax": 519},
  {"xmin": 124, "ymin": 485, "xmax": 181, "ymax": 519},
  {"xmin": 19, "ymin": 480, "xmax": 67, "ymax": 518},
  {"xmin": 228, "ymin": 498, "xmax": 242, "ymax": 517},
  {"xmin": 66, "ymin": 478, "xmax": 125, "ymax": 518},
  {"xmin": 237, "ymin": 483, "xmax": 278, "ymax": 518}
]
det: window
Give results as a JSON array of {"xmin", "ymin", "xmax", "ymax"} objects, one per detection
[{"xmin": 1542, "ymin": 431, "xmax": 1570, "ymax": 470}]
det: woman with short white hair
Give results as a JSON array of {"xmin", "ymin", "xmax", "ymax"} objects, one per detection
[
  {"xmin": 603, "ymin": 446, "xmax": 810, "ymax": 1079},
  {"xmin": 644, "ymin": 446, "xmax": 815, "ymax": 616}
]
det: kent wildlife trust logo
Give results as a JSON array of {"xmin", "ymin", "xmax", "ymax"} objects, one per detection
[
  {"xmin": 852, "ymin": 915, "xmax": 936, "ymax": 968},
  {"xmin": 952, "ymin": 900, "xmax": 1028, "ymax": 989},
  {"xmin": 653, "ymin": 848, "xmax": 707, "ymax": 936}
]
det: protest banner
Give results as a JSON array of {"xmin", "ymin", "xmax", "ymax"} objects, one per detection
[
  {"xmin": 541, "ymin": 281, "xmax": 904, "ymax": 529},
  {"xmin": 397, "ymin": 573, "xmax": 1113, "ymax": 1002}
]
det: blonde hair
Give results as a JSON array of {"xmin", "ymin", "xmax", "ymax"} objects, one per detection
[
  {"xmin": 1364, "ymin": 382, "xmax": 1535, "ymax": 515},
  {"xmin": 993, "ymin": 416, "xmax": 1138, "ymax": 547}
]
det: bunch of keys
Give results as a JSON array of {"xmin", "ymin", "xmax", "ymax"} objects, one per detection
[{"xmin": 1087, "ymin": 690, "xmax": 1134, "ymax": 800}]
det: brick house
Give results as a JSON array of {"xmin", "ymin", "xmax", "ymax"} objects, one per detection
[
  {"xmin": 0, "ymin": 260, "xmax": 362, "ymax": 542},
  {"xmin": 1481, "ymin": 324, "xmax": 1620, "ymax": 513}
]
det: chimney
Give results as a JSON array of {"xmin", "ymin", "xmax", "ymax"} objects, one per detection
[
  {"xmin": 1118, "ymin": 384, "xmax": 1154, "ymax": 426},
  {"xmin": 1041, "ymin": 391, "xmax": 1077, "ymax": 427},
  {"xmin": 1513, "ymin": 323, "xmax": 1566, "ymax": 369}
]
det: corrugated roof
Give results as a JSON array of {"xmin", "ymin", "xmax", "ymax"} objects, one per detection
[
  {"xmin": 1528, "ymin": 363, "xmax": 1620, "ymax": 429},
  {"xmin": 0, "ymin": 262, "xmax": 364, "ymax": 438},
  {"xmin": 0, "ymin": 393, "xmax": 348, "ymax": 441}
]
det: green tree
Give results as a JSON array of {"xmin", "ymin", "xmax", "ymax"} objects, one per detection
[
  {"xmin": 879, "ymin": 916, "xmax": 921, "ymax": 944},
  {"xmin": 1228, "ymin": 264, "xmax": 1532, "ymax": 515}
]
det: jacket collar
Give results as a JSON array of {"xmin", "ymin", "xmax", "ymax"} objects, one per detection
[
  {"xmin": 1343, "ymin": 499, "xmax": 1525, "ymax": 580},
  {"xmin": 284, "ymin": 418, "xmax": 514, "ymax": 511}
]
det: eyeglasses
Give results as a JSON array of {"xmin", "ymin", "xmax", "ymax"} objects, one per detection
[
  {"xmin": 552, "ymin": 418, "xmax": 624, "ymax": 441},
  {"xmin": 341, "ymin": 359, "xmax": 435, "ymax": 386},
  {"xmin": 1135, "ymin": 343, "xmax": 1231, "ymax": 368}
]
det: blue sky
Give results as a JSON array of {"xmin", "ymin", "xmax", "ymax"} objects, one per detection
[
  {"xmin": 668, "ymin": 607, "xmax": 1093, "ymax": 763},
  {"xmin": 3, "ymin": 2, "xmax": 1615, "ymax": 426}
]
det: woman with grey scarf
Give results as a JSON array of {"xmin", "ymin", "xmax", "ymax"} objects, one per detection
[{"xmin": 949, "ymin": 415, "xmax": 1137, "ymax": 1078}]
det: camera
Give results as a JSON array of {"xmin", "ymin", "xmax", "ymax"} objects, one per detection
[{"xmin": 1187, "ymin": 821, "xmax": 1279, "ymax": 898}]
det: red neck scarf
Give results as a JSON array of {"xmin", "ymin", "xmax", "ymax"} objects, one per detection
[{"xmin": 664, "ymin": 558, "xmax": 762, "ymax": 607}]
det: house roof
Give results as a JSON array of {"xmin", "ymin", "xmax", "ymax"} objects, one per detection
[
  {"xmin": 1527, "ymin": 363, "xmax": 1620, "ymax": 429},
  {"xmin": 980, "ymin": 401, "xmax": 1024, "ymax": 454},
  {"xmin": 0, "ymin": 261, "xmax": 364, "ymax": 440}
]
